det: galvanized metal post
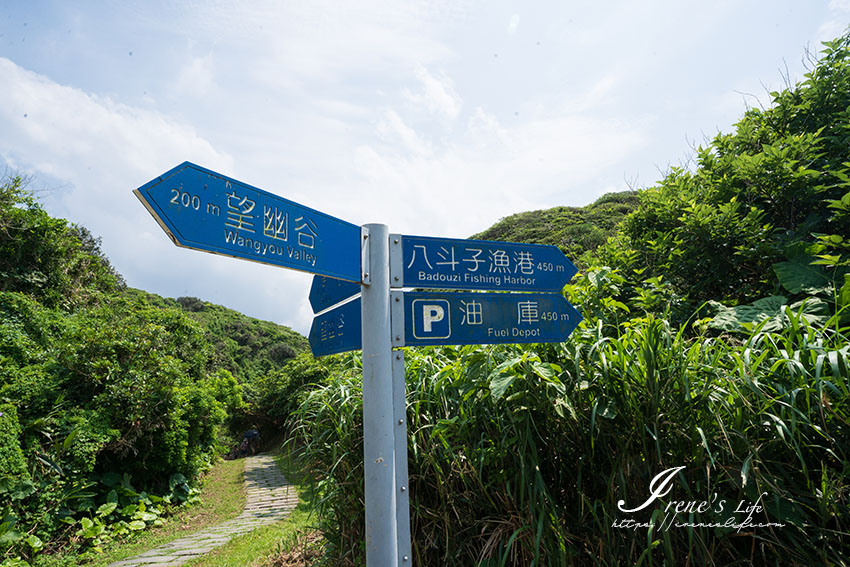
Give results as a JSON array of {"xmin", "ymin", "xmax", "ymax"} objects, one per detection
[
  {"xmin": 361, "ymin": 223, "xmax": 397, "ymax": 566},
  {"xmin": 393, "ymin": 350, "xmax": 412, "ymax": 565}
]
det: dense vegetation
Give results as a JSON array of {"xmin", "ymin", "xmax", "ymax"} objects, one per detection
[
  {"xmin": 286, "ymin": 32, "xmax": 850, "ymax": 566},
  {"xmin": 4, "ymin": 28, "xmax": 850, "ymax": 567},
  {"xmin": 0, "ymin": 180, "xmax": 307, "ymax": 565}
]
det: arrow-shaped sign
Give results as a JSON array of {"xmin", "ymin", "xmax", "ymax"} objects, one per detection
[
  {"xmin": 309, "ymin": 297, "xmax": 362, "ymax": 357},
  {"xmin": 134, "ymin": 162, "xmax": 363, "ymax": 282},
  {"xmin": 393, "ymin": 234, "xmax": 577, "ymax": 292},
  {"xmin": 392, "ymin": 291, "xmax": 581, "ymax": 347},
  {"xmin": 309, "ymin": 275, "xmax": 361, "ymax": 313}
]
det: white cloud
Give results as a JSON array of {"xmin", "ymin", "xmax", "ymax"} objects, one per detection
[
  {"xmin": 816, "ymin": 0, "xmax": 850, "ymax": 45},
  {"xmin": 377, "ymin": 109, "xmax": 433, "ymax": 157},
  {"xmin": 175, "ymin": 53, "xmax": 216, "ymax": 98},
  {"xmin": 403, "ymin": 65, "xmax": 463, "ymax": 123},
  {"xmin": 0, "ymin": 58, "xmax": 231, "ymax": 185}
]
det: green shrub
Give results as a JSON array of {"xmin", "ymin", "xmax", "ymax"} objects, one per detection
[
  {"xmin": 0, "ymin": 404, "xmax": 28, "ymax": 481},
  {"xmin": 290, "ymin": 310, "xmax": 850, "ymax": 566}
]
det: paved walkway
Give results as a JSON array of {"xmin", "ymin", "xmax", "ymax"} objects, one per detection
[{"xmin": 108, "ymin": 454, "xmax": 299, "ymax": 567}]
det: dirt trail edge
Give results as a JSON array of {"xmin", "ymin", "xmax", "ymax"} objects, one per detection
[{"xmin": 107, "ymin": 454, "xmax": 299, "ymax": 567}]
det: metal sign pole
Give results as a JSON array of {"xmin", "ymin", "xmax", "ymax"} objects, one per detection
[
  {"xmin": 361, "ymin": 224, "xmax": 398, "ymax": 566},
  {"xmin": 393, "ymin": 350, "xmax": 412, "ymax": 565}
]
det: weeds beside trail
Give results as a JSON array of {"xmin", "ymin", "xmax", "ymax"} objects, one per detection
[{"xmin": 288, "ymin": 313, "xmax": 849, "ymax": 566}]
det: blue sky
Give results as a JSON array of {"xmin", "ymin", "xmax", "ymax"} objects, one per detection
[{"xmin": 1, "ymin": 1, "xmax": 848, "ymax": 334}]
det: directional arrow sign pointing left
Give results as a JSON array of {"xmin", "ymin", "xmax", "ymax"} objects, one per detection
[
  {"xmin": 309, "ymin": 297, "xmax": 362, "ymax": 357},
  {"xmin": 392, "ymin": 291, "xmax": 582, "ymax": 347},
  {"xmin": 310, "ymin": 275, "xmax": 361, "ymax": 313},
  {"xmin": 134, "ymin": 162, "xmax": 362, "ymax": 282}
]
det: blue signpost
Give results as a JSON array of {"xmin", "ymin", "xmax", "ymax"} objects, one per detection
[
  {"xmin": 392, "ymin": 291, "xmax": 582, "ymax": 347},
  {"xmin": 135, "ymin": 161, "xmax": 584, "ymax": 567},
  {"xmin": 134, "ymin": 161, "xmax": 362, "ymax": 282},
  {"xmin": 309, "ymin": 275, "xmax": 361, "ymax": 314},
  {"xmin": 308, "ymin": 297, "xmax": 362, "ymax": 356},
  {"xmin": 396, "ymin": 234, "xmax": 577, "ymax": 292}
]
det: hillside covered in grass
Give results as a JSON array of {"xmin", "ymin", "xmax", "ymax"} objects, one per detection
[{"xmin": 472, "ymin": 190, "xmax": 638, "ymax": 264}]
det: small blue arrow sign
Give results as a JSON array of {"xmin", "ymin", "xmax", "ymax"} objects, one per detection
[
  {"xmin": 134, "ymin": 162, "xmax": 362, "ymax": 282},
  {"xmin": 397, "ymin": 235, "xmax": 577, "ymax": 292},
  {"xmin": 309, "ymin": 275, "xmax": 361, "ymax": 313},
  {"xmin": 309, "ymin": 297, "xmax": 362, "ymax": 356},
  {"xmin": 394, "ymin": 291, "xmax": 581, "ymax": 347}
]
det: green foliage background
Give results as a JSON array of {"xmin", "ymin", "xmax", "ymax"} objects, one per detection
[
  {"xmin": 286, "ymin": 30, "xmax": 850, "ymax": 567},
  {"xmin": 4, "ymin": 27, "xmax": 850, "ymax": 567},
  {"xmin": 0, "ymin": 181, "xmax": 307, "ymax": 563}
]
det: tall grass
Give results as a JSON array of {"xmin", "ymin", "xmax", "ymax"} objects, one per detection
[{"xmin": 288, "ymin": 312, "xmax": 849, "ymax": 566}]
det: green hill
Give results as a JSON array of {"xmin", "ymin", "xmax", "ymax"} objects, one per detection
[{"xmin": 473, "ymin": 191, "xmax": 638, "ymax": 264}]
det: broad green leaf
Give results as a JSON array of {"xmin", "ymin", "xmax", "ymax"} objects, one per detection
[
  {"xmin": 120, "ymin": 504, "xmax": 139, "ymax": 517},
  {"xmin": 489, "ymin": 372, "xmax": 516, "ymax": 401},
  {"xmin": 787, "ymin": 297, "xmax": 831, "ymax": 327},
  {"xmin": 839, "ymin": 274, "xmax": 850, "ymax": 308},
  {"xmin": 96, "ymin": 502, "xmax": 118, "ymax": 517},
  {"xmin": 488, "ymin": 356, "xmax": 522, "ymax": 400},
  {"xmin": 25, "ymin": 534, "xmax": 44, "ymax": 553},
  {"xmin": 63, "ymin": 428, "xmax": 79, "ymax": 452},
  {"xmin": 773, "ymin": 257, "xmax": 832, "ymax": 295},
  {"xmin": 0, "ymin": 529, "xmax": 21, "ymax": 546},
  {"xmin": 9, "ymin": 480, "xmax": 36, "ymax": 501},
  {"xmin": 531, "ymin": 361, "xmax": 560, "ymax": 381},
  {"xmin": 100, "ymin": 472, "xmax": 121, "ymax": 487},
  {"xmin": 134, "ymin": 511, "xmax": 158, "ymax": 522},
  {"xmin": 708, "ymin": 296, "xmax": 787, "ymax": 332}
]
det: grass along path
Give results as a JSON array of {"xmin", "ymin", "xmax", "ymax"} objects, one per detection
[
  {"xmin": 103, "ymin": 454, "xmax": 298, "ymax": 567},
  {"xmin": 70, "ymin": 458, "xmax": 247, "ymax": 567}
]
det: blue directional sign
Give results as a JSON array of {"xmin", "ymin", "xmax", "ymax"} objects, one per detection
[
  {"xmin": 395, "ymin": 291, "xmax": 582, "ymax": 347},
  {"xmin": 134, "ymin": 162, "xmax": 362, "ymax": 282},
  {"xmin": 309, "ymin": 275, "xmax": 361, "ymax": 313},
  {"xmin": 397, "ymin": 235, "xmax": 577, "ymax": 292},
  {"xmin": 309, "ymin": 297, "xmax": 362, "ymax": 356}
]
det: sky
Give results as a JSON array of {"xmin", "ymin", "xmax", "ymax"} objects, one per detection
[{"xmin": 1, "ymin": 1, "xmax": 848, "ymax": 335}]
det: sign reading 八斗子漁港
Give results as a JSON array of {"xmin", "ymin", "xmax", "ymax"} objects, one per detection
[
  {"xmin": 396, "ymin": 234, "xmax": 577, "ymax": 293},
  {"xmin": 134, "ymin": 162, "xmax": 362, "ymax": 282}
]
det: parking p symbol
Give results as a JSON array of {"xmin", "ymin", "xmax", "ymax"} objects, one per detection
[{"xmin": 412, "ymin": 299, "xmax": 451, "ymax": 339}]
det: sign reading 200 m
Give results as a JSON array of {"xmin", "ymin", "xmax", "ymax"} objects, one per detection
[{"xmin": 134, "ymin": 162, "xmax": 362, "ymax": 283}]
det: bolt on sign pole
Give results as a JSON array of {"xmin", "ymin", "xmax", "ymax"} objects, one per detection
[{"xmin": 361, "ymin": 224, "xmax": 398, "ymax": 566}]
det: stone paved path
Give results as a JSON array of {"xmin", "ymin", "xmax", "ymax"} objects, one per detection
[{"xmin": 108, "ymin": 454, "xmax": 299, "ymax": 567}]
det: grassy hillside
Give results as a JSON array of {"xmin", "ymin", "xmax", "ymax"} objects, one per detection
[
  {"xmin": 473, "ymin": 191, "xmax": 638, "ymax": 263},
  {"xmin": 124, "ymin": 289, "xmax": 308, "ymax": 388}
]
